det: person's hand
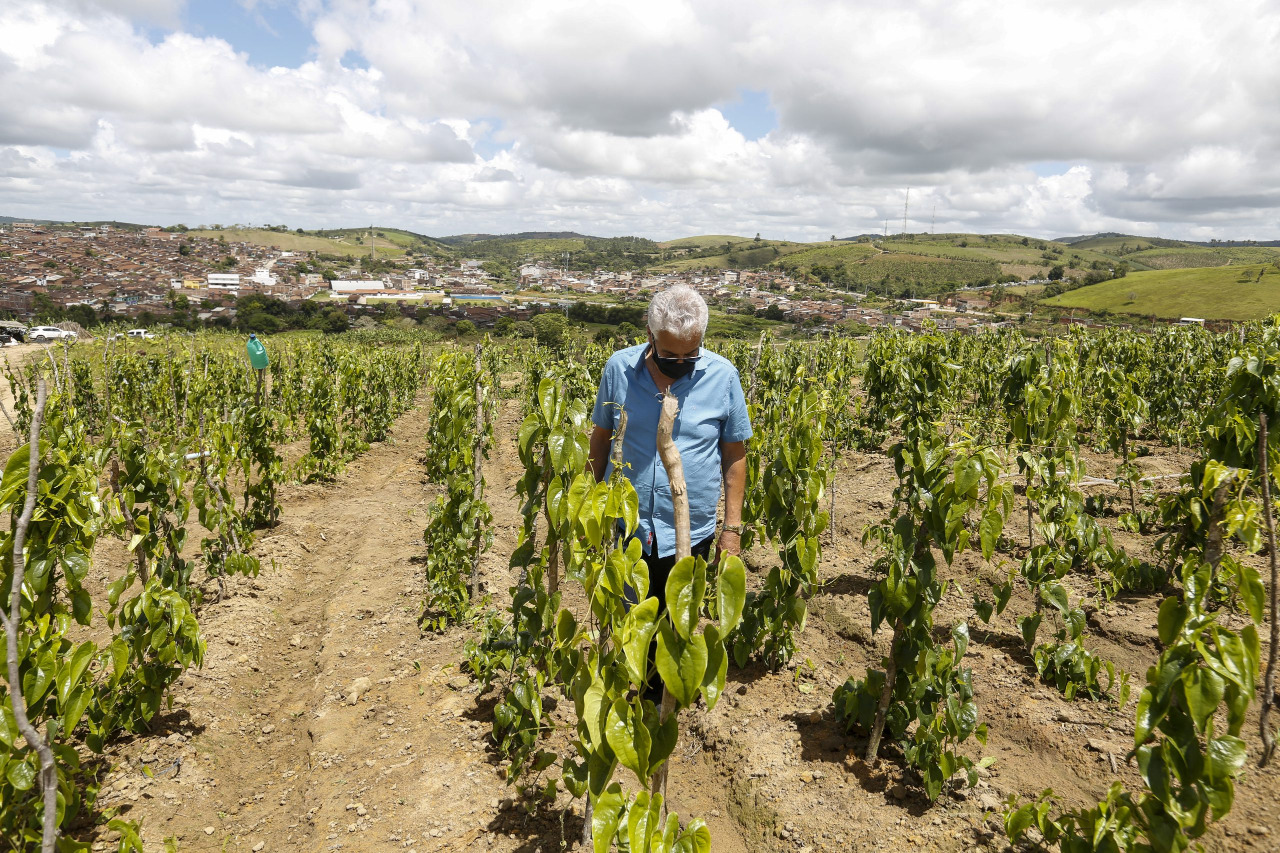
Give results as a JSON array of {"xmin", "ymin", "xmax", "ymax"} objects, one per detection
[{"xmin": 715, "ymin": 528, "xmax": 741, "ymax": 565}]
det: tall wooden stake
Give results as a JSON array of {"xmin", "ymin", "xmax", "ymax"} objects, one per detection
[
  {"xmin": 1259, "ymin": 413, "xmax": 1278, "ymax": 765},
  {"xmin": 3, "ymin": 379, "xmax": 59, "ymax": 852},
  {"xmin": 652, "ymin": 390, "xmax": 689, "ymax": 806}
]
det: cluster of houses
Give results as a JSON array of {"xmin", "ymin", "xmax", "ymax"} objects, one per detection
[
  {"xmin": 1, "ymin": 222, "xmax": 1023, "ymax": 334},
  {"xmin": 0, "ymin": 223, "xmax": 314, "ymax": 318}
]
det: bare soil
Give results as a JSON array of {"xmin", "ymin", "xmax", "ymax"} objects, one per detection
[{"xmin": 82, "ymin": 397, "xmax": 1278, "ymax": 852}]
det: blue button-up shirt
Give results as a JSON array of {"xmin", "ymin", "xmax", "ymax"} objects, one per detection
[{"xmin": 592, "ymin": 343, "xmax": 752, "ymax": 557}]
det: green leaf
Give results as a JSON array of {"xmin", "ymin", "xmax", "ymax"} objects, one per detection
[
  {"xmin": 591, "ymin": 784, "xmax": 625, "ymax": 853},
  {"xmin": 1019, "ymin": 613, "xmax": 1042, "ymax": 649},
  {"xmin": 627, "ymin": 791, "xmax": 661, "ymax": 853},
  {"xmin": 7, "ymin": 757, "xmax": 35, "ymax": 791},
  {"xmin": 717, "ymin": 555, "xmax": 746, "ymax": 634},
  {"xmin": 58, "ymin": 641, "xmax": 96, "ymax": 705},
  {"xmin": 1206, "ymin": 735, "xmax": 1247, "ymax": 783},
  {"xmin": 979, "ymin": 509, "xmax": 1002, "ymax": 561},
  {"xmin": 1157, "ymin": 597, "xmax": 1186, "ymax": 646},
  {"xmin": 666, "ymin": 557, "xmax": 705, "ymax": 641},
  {"xmin": 701, "ymin": 625, "xmax": 728, "ymax": 711},
  {"xmin": 1182, "ymin": 667, "xmax": 1225, "ymax": 732},
  {"xmin": 673, "ymin": 819, "xmax": 712, "ymax": 853},
  {"xmin": 62, "ymin": 685, "xmax": 94, "ymax": 738},
  {"xmin": 655, "ymin": 622, "xmax": 707, "ymax": 708},
  {"xmin": 620, "ymin": 598, "xmax": 660, "ymax": 687},
  {"xmin": 605, "ymin": 699, "xmax": 651, "ymax": 784},
  {"xmin": 648, "ymin": 708, "xmax": 679, "ymax": 774}
]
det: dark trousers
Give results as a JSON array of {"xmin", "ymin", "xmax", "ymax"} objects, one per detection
[{"xmin": 634, "ymin": 534, "xmax": 715, "ymax": 702}]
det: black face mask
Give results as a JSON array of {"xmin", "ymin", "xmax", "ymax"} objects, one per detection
[{"xmin": 649, "ymin": 338, "xmax": 699, "ymax": 379}]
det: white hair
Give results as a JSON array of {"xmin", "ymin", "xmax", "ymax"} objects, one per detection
[{"xmin": 646, "ymin": 284, "xmax": 708, "ymax": 339}]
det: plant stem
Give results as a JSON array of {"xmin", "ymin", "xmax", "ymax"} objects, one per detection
[
  {"xmin": 1258, "ymin": 413, "xmax": 1278, "ymax": 765},
  {"xmin": 3, "ymin": 378, "xmax": 58, "ymax": 853},
  {"xmin": 865, "ymin": 620, "xmax": 903, "ymax": 764},
  {"xmin": 470, "ymin": 342, "xmax": 486, "ymax": 603}
]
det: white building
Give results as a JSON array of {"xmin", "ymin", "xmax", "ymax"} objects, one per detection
[
  {"xmin": 207, "ymin": 273, "xmax": 241, "ymax": 289},
  {"xmin": 329, "ymin": 279, "xmax": 386, "ymax": 294}
]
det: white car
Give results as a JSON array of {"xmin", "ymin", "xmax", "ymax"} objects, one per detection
[
  {"xmin": 127, "ymin": 329, "xmax": 155, "ymax": 339},
  {"xmin": 28, "ymin": 326, "xmax": 77, "ymax": 343}
]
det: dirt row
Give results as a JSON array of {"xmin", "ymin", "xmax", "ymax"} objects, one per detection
[{"xmin": 82, "ymin": 395, "xmax": 1278, "ymax": 852}]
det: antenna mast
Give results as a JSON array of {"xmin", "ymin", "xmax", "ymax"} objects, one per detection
[{"xmin": 902, "ymin": 187, "xmax": 910, "ymax": 236}]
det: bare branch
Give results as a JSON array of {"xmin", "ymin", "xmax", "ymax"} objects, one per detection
[{"xmin": 3, "ymin": 377, "xmax": 59, "ymax": 852}]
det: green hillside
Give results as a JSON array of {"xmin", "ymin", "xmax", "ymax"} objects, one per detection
[
  {"xmin": 190, "ymin": 228, "xmax": 407, "ymax": 258},
  {"xmin": 1122, "ymin": 246, "xmax": 1280, "ymax": 270},
  {"xmin": 656, "ymin": 239, "xmax": 819, "ymax": 271},
  {"xmin": 659, "ymin": 235, "xmax": 752, "ymax": 249},
  {"xmin": 1069, "ymin": 235, "xmax": 1190, "ymax": 252},
  {"xmin": 1041, "ymin": 263, "xmax": 1280, "ymax": 320},
  {"xmin": 774, "ymin": 241, "xmax": 1002, "ymax": 295},
  {"xmin": 308, "ymin": 227, "xmax": 445, "ymax": 252}
]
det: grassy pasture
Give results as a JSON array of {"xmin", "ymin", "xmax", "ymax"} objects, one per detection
[
  {"xmin": 1041, "ymin": 263, "xmax": 1280, "ymax": 320},
  {"xmin": 190, "ymin": 229, "xmax": 406, "ymax": 258},
  {"xmin": 659, "ymin": 235, "xmax": 752, "ymax": 248},
  {"xmin": 656, "ymin": 239, "xmax": 819, "ymax": 271}
]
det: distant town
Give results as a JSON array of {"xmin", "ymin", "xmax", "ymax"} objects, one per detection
[{"xmin": 0, "ymin": 221, "xmax": 1046, "ymax": 339}]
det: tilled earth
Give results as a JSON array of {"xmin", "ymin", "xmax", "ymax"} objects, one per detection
[{"xmin": 82, "ymin": 396, "xmax": 1278, "ymax": 852}]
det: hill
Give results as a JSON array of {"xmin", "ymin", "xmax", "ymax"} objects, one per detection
[
  {"xmin": 308, "ymin": 227, "xmax": 447, "ymax": 252},
  {"xmin": 655, "ymin": 238, "xmax": 819, "ymax": 271},
  {"xmin": 1041, "ymin": 262, "xmax": 1280, "ymax": 320},
  {"xmin": 658, "ymin": 235, "xmax": 753, "ymax": 249},
  {"xmin": 1120, "ymin": 245, "xmax": 1280, "ymax": 270},
  {"xmin": 189, "ymin": 228, "xmax": 408, "ymax": 258},
  {"xmin": 438, "ymin": 231, "xmax": 591, "ymax": 246}
]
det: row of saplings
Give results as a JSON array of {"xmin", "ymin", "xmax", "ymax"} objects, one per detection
[{"xmin": 421, "ymin": 337, "xmax": 1278, "ymax": 853}]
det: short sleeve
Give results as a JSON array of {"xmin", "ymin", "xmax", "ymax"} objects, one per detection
[
  {"xmin": 592, "ymin": 360, "xmax": 618, "ymax": 430},
  {"xmin": 721, "ymin": 369, "xmax": 752, "ymax": 442}
]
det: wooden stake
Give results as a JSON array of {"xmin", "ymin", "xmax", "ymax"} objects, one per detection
[{"xmin": 652, "ymin": 390, "xmax": 689, "ymax": 806}]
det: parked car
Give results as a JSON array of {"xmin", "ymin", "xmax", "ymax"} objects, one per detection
[
  {"xmin": 28, "ymin": 326, "xmax": 77, "ymax": 343},
  {"xmin": 127, "ymin": 329, "xmax": 156, "ymax": 339}
]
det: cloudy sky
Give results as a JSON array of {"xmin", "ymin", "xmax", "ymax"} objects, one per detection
[{"xmin": 1, "ymin": 0, "xmax": 1278, "ymax": 241}]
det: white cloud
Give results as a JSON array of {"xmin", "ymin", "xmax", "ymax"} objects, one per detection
[{"xmin": 1, "ymin": 0, "xmax": 1278, "ymax": 239}]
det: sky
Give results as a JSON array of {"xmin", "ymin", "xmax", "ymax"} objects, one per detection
[{"xmin": 1, "ymin": 0, "xmax": 1278, "ymax": 241}]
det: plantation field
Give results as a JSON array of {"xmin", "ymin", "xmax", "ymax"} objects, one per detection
[
  {"xmin": 54, "ymin": 332, "xmax": 1274, "ymax": 853},
  {"xmin": 190, "ymin": 228, "xmax": 407, "ymax": 258},
  {"xmin": 1042, "ymin": 263, "xmax": 1280, "ymax": 319},
  {"xmin": 1122, "ymin": 246, "xmax": 1280, "ymax": 270},
  {"xmin": 4, "ymin": 326, "xmax": 1280, "ymax": 853}
]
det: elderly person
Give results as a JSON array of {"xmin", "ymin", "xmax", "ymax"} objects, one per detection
[{"xmin": 589, "ymin": 284, "xmax": 751, "ymax": 625}]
